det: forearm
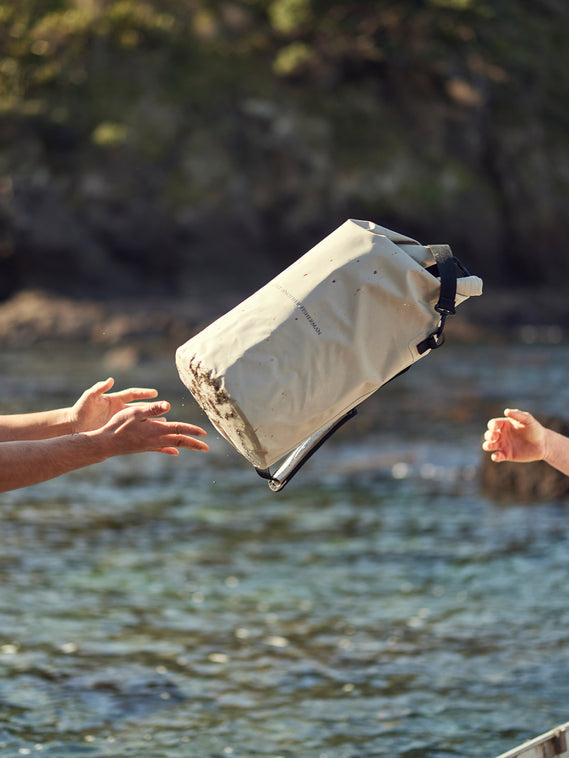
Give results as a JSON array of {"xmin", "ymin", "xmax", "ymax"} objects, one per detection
[
  {"xmin": 0, "ymin": 433, "xmax": 108, "ymax": 492},
  {"xmin": 542, "ymin": 428, "xmax": 569, "ymax": 476},
  {"xmin": 0, "ymin": 408, "xmax": 74, "ymax": 442},
  {"xmin": 0, "ymin": 398, "xmax": 208, "ymax": 492}
]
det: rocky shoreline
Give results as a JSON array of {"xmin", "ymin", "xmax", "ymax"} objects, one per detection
[
  {"xmin": 0, "ymin": 285, "xmax": 568, "ymax": 352},
  {"xmin": 0, "ymin": 289, "xmax": 240, "ymax": 350}
]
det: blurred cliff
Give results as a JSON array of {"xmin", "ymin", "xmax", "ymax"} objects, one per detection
[{"xmin": 0, "ymin": 0, "xmax": 568, "ymax": 316}]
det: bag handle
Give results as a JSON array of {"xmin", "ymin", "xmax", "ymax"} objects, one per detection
[
  {"xmin": 430, "ymin": 244, "xmax": 457, "ymax": 315},
  {"xmin": 256, "ymin": 408, "xmax": 358, "ymax": 492},
  {"xmin": 417, "ymin": 244, "xmax": 468, "ymax": 354}
]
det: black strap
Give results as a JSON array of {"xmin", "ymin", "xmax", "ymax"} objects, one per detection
[
  {"xmin": 417, "ymin": 244, "xmax": 457, "ymax": 355},
  {"xmin": 429, "ymin": 244, "xmax": 457, "ymax": 316}
]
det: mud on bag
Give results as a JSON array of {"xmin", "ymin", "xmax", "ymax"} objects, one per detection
[{"xmin": 176, "ymin": 219, "xmax": 483, "ymax": 491}]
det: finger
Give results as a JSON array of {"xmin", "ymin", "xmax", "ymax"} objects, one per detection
[
  {"xmin": 169, "ymin": 422, "xmax": 208, "ymax": 438},
  {"xmin": 108, "ymin": 387, "xmax": 159, "ymax": 404},
  {"xmin": 485, "ymin": 420, "xmax": 499, "ymax": 435},
  {"xmin": 89, "ymin": 377, "xmax": 115, "ymax": 397},
  {"xmin": 165, "ymin": 436, "xmax": 209, "ymax": 452},
  {"xmin": 159, "ymin": 447, "xmax": 181, "ymax": 456},
  {"xmin": 181, "ymin": 423, "xmax": 208, "ymax": 438},
  {"xmin": 484, "ymin": 420, "xmax": 506, "ymax": 442},
  {"xmin": 484, "ymin": 433, "xmax": 503, "ymax": 448},
  {"xmin": 113, "ymin": 402, "xmax": 169, "ymax": 426},
  {"xmin": 482, "ymin": 439, "xmax": 499, "ymax": 452},
  {"xmin": 141, "ymin": 401, "xmax": 171, "ymax": 418},
  {"xmin": 186, "ymin": 439, "xmax": 209, "ymax": 451},
  {"xmin": 141, "ymin": 412, "xmax": 208, "ymax": 438},
  {"xmin": 481, "ymin": 439, "xmax": 506, "ymax": 460},
  {"xmin": 135, "ymin": 409, "xmax": 209, "ymax": 441},
  {"xmin": 504, "ymin": 408, "xmax": 531, "ymax": 423},
  {"xmin": 115, "ymin": 401, "xmax": 161, "ymax": 411},
  {"xmin": 187, "ymin": 437, "xmax": 209, "ymax": 451}
]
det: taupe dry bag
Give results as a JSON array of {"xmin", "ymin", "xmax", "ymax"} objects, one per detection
[{"xmin": 176, "ymin": 219, "xmax": 482, "ymax": 490}]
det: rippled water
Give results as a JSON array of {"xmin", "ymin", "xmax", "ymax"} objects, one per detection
[{"xmin": 2, "ymin": 341, "xmax": 569, "ymax": 757}]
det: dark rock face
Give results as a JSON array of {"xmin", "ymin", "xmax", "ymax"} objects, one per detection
[{"xmin": 3, "ymin": 97, "xmax": 567, "ymax": 304}]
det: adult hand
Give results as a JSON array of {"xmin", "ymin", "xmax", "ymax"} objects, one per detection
[
  {"xmin": 482, "ymin": 408, "xmax": 546, "ymax": 463},
  {"xmin": 98, "ymin": 400, "xmax": 208, "ymax": 457},
  {"xmin": 69, "ymin": 377, "xmax": 160, "ymax": 433}
]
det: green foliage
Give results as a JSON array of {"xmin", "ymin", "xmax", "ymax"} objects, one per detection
[
  {"xmin": 273, "ymin": 40, "xmax": 314, "ymax": 76},
  {"xmin": 269, "ymin": 0, "xmax": 313, "ymax": 35},
  {"xmin": 1, "ymin": 0, "xmax": 567, "ymax": 125},
  {"xmin": 0, "ymin": 0, "xmax": 178, "ymax": 116},
  {"xmin": 91, "ymin": 120, "xmax": 129, "ymax": 146},
  {"xmin": 428, "ymin": 0, "xmax": 480, "ymax": 9},
  {"xmin": 0, "ymin": 0, "xmax": 566, "ymax": 199}
]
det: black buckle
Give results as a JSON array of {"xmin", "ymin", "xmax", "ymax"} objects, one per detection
[{"xmin": 417, "ymin": 311, "xmax": 448, "ymax": 354}]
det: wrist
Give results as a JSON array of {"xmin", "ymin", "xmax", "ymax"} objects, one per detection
[
  {"xmin": 79, "ymin": 429, "xmax": 112, "ymax": 463},
  {"xmin": 541, "ymin": 427, "xmax": 562, "ymax": 466},
  {"xmin": 64, "ymin": 406, "xmax": 80, "ymax": 435}
]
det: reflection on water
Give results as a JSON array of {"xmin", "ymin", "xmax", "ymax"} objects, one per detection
[{"xmin": 1, "ymin": 342, "xmax": 569, "ymax": 757}]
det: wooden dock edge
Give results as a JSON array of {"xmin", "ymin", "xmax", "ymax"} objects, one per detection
[{"xmin": 495, "ymin": 722, "xmax": 569, "ymax": 758}]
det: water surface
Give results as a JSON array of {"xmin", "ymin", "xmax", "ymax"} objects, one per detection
[{"xmin": 1, "ymin": 341, "xmax": 569, "ymax": 757}]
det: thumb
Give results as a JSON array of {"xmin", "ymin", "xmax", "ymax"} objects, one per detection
[
  {"xmin": 504, "ymin": 408, "xmax": 534, "ymax": 426},
  {"xmin": 92, "ymin": 377, "xmax": 115, "ymax": 396}
]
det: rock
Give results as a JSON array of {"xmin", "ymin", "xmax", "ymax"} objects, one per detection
[
  {"xmin": 0, "ymin": 288, "xmax": 244, "ymax": 347},
  {"xmin": 0, "ymin": 290, "xmax": 106, "ymax": 345}
]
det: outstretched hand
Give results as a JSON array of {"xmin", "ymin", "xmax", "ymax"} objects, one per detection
[
  {"xmin": 482, "ymin": 408, "xmax": 546, "ymax": 464},
  {"xmin": 69, "ymin": 377, "xmax": 160, "ymax": 433},
  {"xmin": 99, "ymin": 400, "xmax": 209, "ymax": 457},
  {"xmin": 71, "ymin": 378, "xmax": 209, "ymax": 456},
  {"xmin": 0, "ymin": 377, "xmax": 209, "ymax": 492}
]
